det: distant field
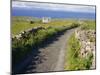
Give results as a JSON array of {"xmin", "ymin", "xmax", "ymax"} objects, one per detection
[
  {"xmin": 81, "ymin": 20, "xmax": 96, "ymax": 30},
  {"xmin": 12, "ymin": 16, "xmax": 96, "ymax": 35},
  {"xmin": 11, "ymin": 16, "xmax": 78, "ymax": 35}
]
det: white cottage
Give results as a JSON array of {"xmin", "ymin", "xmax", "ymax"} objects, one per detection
[{"xmin": 42, "ymin": 17, "xmax": 51, "ymax": 23}]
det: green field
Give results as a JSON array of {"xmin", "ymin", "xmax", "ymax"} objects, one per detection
[
  {"xmin": 12, "ymin": 16, "xmax": 78, "ymax": 35},
  {"xmin": 80, "ymin": 20, "xmax": 96, "ymax": 30}
]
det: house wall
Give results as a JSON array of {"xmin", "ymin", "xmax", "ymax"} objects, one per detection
[{"xmin": 42, "ymin": 17, "xmax": 51, "ymax": 23}]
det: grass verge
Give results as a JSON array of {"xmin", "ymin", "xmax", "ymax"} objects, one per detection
[{"xmin": 64, "ymin": 33, "xmax": 93, "ymax": 70}]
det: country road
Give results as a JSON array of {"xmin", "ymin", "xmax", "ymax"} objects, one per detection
[{"xmin": 14, "ymin": 28, "xmax": 77, "ymax": 74}]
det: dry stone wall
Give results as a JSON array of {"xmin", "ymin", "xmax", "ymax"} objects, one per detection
[
  {"xmin": 75, "ymin": 28, "xmax": 96, "ymax": 69},
  {"xmin": 12, "ymin": 26, "xmax": 45, "ymax": 40}
]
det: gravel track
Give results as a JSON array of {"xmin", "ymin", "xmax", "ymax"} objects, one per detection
[{"xmin": 14, "ymin": 28, "xmax": 77, "ymax": 74}]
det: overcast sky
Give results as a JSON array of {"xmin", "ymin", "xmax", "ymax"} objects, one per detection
[{"xmin": 12, "ymin": 1, "xmax": 95, "ymax": 13}]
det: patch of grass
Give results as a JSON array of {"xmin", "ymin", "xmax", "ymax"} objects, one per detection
[
  {"xmin": 64, "ymin": 33, "xmax": 93, "ymax": 70},
  {"xmin": 87, "ymin": 35, "xmax": 95, "ymax": 42},
  {"xmin": 81, "ymin": 20, "xmax": 96, "ymax": 30}
]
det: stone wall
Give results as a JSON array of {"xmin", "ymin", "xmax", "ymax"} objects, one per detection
[
  {"xmin": 12, "ymin": 26, "xmax": 45, "ymax": 40},
  {"xmin": 75, "ymin": 28, "xmax": 96, "ymax": 69}
]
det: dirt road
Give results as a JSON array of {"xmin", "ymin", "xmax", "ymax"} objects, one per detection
[{"xmin": 15, "ymin": 28, "xmax": 77, "ymax": 74}]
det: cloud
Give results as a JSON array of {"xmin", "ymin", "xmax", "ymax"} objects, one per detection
[{"xmin": 12, "ymin": 1, "xmax": 95, "ymax": 13}]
